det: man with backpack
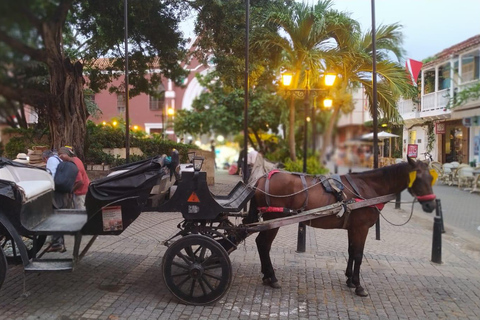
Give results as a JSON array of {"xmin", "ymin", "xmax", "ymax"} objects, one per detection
[
  {"xmin": 42, "ymin": 149, "xmax": 76, "ymax": 252},
  {"xmin": 58, "ymin": 147, "xmax": 90, "ymax": 210}
]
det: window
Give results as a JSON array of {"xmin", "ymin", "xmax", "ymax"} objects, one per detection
[
  {"xmin": 149, "ymin": 84, "xmax": 165, "ymax": 110},
  {"xmin": 461, "ymin": 51, "xmax": 480, "ymax": 82},
  {"xmin": 117, "ymin": 93, "xmax": 126, "ymax": 113},
  {"xmin": 424, "ymin": 70, "xmax": 435, "ymax": 94},
  {"xmin": 438, "ymin": 63, "xmax": 450, "ymax": 90}
]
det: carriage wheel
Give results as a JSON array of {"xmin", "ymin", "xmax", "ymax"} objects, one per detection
[
  {"xmin": 0, "ymin": 246, "xmax": 7, "ymax": 290},
  {"xmin": 162, "ymin": 234, "xmax": 232, "ymax": 305},
  {"xmin": 0, "ymin": 234, "xmax": 46, "ymax": 264}
]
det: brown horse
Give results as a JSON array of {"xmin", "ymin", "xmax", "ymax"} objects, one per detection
[{"xmin": 246, "ymin": 157, "xmax": 437, "ymax": 297}]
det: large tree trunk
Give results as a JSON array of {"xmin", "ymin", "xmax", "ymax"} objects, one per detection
[{"xmin": 43, "ymin": 22, "xmax": 87, "ymax": 160}]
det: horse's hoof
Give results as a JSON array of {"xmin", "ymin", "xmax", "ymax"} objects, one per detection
[
  {"xmin": 262, "ymin": 278, "xmax": 281, "ymax": 289},
  {"xmin": 355, "ymin": 287, "xmax": 369, "ymax": 297},
  {"xmin": 346, "ymin": 279, "xmax": 356, "ymax": 288}
]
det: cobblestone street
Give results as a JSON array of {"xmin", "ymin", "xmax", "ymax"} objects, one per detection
[{"xmin": 1, "ymin": 171, "xmax": 479, "ymax": 319}]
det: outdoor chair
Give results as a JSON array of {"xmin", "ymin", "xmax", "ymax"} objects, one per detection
[
  {"xmin": 441, "ymin": 163, "xmax": 454, "ymax": 185},
  {"xmin": 457, "ymin": 166, "xmax": 475, "ymax": 190},
  {"xmin": 451, "ymin": 164, "xmax": 470, "ymax": 187}
]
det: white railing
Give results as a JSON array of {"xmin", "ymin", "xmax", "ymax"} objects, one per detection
[
  {"xmin": 397, "ymin": 99, "xmax": 418, "ymax": 114},
  {"xmin": 421, "ymin": 89, "xmax": 449, "ymax": 112}
]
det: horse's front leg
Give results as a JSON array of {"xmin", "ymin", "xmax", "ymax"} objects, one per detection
[
  {"xmin": 347, "ymin": 227, "xmax": 369, "ymax": 297},
  {"xmin": 345, "ymin": 240, "xmax": 355, "ymax": 288},
  {"xmin": 255, "ymin": 228, "xmax": 280, "ymax": 288}
]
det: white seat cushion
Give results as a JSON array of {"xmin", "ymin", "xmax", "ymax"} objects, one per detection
[{"xmin": 16, "ymin": 180, "xmax": 53, "ymax": 202}]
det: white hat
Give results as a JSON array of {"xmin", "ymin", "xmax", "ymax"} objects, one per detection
[{"xmin": 14, "ymin": 153, "xmax": 29, "ymax": 164}]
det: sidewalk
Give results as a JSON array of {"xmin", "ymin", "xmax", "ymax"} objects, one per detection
[{"xmin": 0, "ymin": 169, "xmax": 479, "ymax": 319}]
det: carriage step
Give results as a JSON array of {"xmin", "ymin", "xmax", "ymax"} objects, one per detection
[
  {"xmin": 25, "ymin": 259, "xmax": 74, "ymax": 272},
  {"xmin": 27, "ymin": 210, "xmax": 87, "ymax": 234}
]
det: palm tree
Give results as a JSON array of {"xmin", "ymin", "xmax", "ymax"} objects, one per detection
[
  {"xmin": 253, "ymin": 0, "xmax": 350, "ymax": 161},
  {"xmin": 320, "ymin": 22, "xmax": 416, "ymax": 162}
]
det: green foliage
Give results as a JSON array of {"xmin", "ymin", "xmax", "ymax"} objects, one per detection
[
  {"xmin": 446, "ymin": 81, "xmax": 480, "ymax": 109},
  {"xmin": 84, "ymin": 121, "xmax": 196, "ymax": 166},
  {"xmin": 426, "ymin": 122, "xmax": 435, "ymax": 153},
  {"xmin": 282, "ymin": 156, "xmax": 328, "ymax": 175},
  {"xmin": 2, "ymin": 126, "xmax": 50, "ymax": 159}
]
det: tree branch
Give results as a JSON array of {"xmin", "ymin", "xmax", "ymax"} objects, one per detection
[
  {"xmin": 53, "ymin": 0, "xmax": 74, "ymax": 26},
  {"xmin": 18, "ymin": 4, "xmax": 42, "ymax": 32},
  {"xmin": 0, "ymin": 30, "xmax": 46, "ymax": 62},
  {"xmin": 0, "ymin": 82, "xmax": 51, "ymax": 109}
]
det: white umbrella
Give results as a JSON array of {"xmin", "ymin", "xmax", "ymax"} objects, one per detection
[{"xmin": 361, "ymin": 131, "xmax": 399, "ymax": 141}]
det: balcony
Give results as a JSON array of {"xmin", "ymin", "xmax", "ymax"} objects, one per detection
[{"xmin": 397, "ymin": 99, "xmax": 419, "ymax": 121}]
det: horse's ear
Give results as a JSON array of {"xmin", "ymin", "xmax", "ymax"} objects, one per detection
[{"xmin": 407, "ymin": 155, "xmax": 416, "ymax": 167}]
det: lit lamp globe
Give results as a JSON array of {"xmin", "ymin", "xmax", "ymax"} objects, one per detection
[
  {"xmin": 323, "ymin": 98, "xmax": 333, "ymax": 108},
  {"xmin": 324, "ymin": 73, "xmax": 337, "ymax": 87},
  {"xmin": 281, "ymin": 73, "xmax": 293, "ymax": 86}
]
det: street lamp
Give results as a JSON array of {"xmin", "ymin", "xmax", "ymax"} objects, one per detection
[
  {"xmin": 282, "ymin": 68, "xmax": 336, "ymax": 253},
  {"xmin": 282, "ymin": 68, "xmax": 336, "ymax": 173}
]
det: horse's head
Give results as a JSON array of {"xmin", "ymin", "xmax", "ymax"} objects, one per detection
[{"xmin": 406, "ymin": 156, "xmax": 437, "ymax": 213}]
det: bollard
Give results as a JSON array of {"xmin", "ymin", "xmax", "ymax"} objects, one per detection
[
  {"xmin": 334, "ymin": 164, "xmax": 338, "ymax": 174},
  {"xmin": 436, "ymin": 199, "xmax": 445, "ymax": 233},
  {"xmin": 395, "ymin": 193, "xmax": 401, "ymax": 209},
  {"xmin": 375, "ymin": 218, "xmax": 381, "ymax": 240},
  {"xmin": 296, "ymin": 222, "xmax": 306, "ymax": 253},
  {"xmin": 431, "ymin": 199, "xmax": 443, "ymax": 264}
]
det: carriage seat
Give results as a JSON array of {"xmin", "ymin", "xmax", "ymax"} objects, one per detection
[{"xmin": 0, "ymin": 165, "xmax": 54, "ymax": 202}]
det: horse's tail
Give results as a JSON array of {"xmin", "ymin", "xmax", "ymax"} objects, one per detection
[
  {"xmin": 243, "ymin": 175, "xmax": 265, "ymax": 225},
  {"xmin": 243, "ymin": 195, "xmax": 259, "ymax": 225}
]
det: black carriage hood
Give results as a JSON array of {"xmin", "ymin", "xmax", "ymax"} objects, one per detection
[{"xmin": 87, "ymin": 155, "xmax": 175, "ymax": 201}]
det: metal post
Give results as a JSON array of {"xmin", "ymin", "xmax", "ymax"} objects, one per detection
[
  {"xmin": 243, "ymin": 0, "xmax": 249, "ymax": 183},
  {"xmin": 437, "ymin": 198, "xmax": 445, "ymax": 233},
  {"xmin": 297, "ymin": 72, "xmax": 309, "ymax": 253},
  {"xmin": 395, "ymin": 192, "xmax": 401, "ymax": 209},
  {"xmin": 431, "ymin": 199, "xmax": 443, "ymax": 263},
  {"xmin": 371, "ymin": 0, "xmax": 380, "ymax": 240},
  {"xmin": 124, "ymin": 0, "xmax": 130, "ymax": 163}
]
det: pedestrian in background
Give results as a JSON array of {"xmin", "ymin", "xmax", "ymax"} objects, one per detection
[
  {"xmin": 58, "ymin": 147, "xmax": 90, "ymax": 209},
  {"xmin": 42, "ymin": 149, "xmax": 69, "ymax": 252}
]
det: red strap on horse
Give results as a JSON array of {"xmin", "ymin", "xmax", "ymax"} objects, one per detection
[
  {"xmin": 416, "ymin": 194, "xmax": 436, "ymax": 202},
  {"xmin": 268, "ymin": 169, "xmax": 280, "ymax": 180},
  {"xmin": 354, "ymin": 198, "xmax": 385, "ymax": 211}
]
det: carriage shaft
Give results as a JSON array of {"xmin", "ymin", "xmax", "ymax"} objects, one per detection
[{"xmin": 244, "ymin": 194, "xmax": 396, "ymax": 233}]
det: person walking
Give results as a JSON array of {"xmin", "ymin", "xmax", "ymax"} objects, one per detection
[
  {"xmin": 42, "ymin": 149, "xmax": 69, "ymax": 252},
  {"xmin": 58, "ymin": 147, "xmax": 90, "ymax": 210}
]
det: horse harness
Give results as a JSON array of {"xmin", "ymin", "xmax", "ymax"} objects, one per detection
[{"xmin": 257, "ymin": 170, "xmax": 388, "ymax": 229}]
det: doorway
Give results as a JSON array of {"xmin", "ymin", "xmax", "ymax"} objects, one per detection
[{"xmin": 444, "ymin": 120, "xmax": 469, "ymax": 163}]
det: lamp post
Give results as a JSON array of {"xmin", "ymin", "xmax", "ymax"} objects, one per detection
[
  {"xmin": 282, "ymin": 69, "xmax": 336, "ymax": 252},
  {"xmin": 281, "ymin": 69, "xmax": 336, "ymax": 173}
]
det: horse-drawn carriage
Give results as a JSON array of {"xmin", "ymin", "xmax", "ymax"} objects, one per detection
[{"xmin": 0, "ymin": 153, "xmax": 437, "ymax": 305}]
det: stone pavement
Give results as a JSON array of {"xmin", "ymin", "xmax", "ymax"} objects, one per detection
[{"xmin": 1, "ymin": 169, "xmax": 480, "ymax": 319}]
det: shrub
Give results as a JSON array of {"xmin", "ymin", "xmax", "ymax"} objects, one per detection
[{"xmin": 282, "ymin": 156, "xmax": 328, "ymax": 175}]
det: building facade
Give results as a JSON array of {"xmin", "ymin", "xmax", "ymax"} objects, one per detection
[
  {"xmin": 91, "ymin": 39, "xmax": 211, "ymax": 140},
  {"xmin": 399, "ymin": 35, "xmax": 480, "ymax": 165}
]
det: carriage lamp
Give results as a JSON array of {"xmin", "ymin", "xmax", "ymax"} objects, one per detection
[
  {"xmin": 188, "ymin": 152, "xmax": 196, "ymax": 163},
  {"xmin": 193, "ymin": 156, "xmax": 204, "ymax": 172}
]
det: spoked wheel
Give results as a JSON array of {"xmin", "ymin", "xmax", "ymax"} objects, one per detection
[
  {"xmin": 162, "ymin": 234, "xmax": 232, "ymax": 305},
  {"xmin": 0, "ymin": 234, "xmax": 46, "ymax": 264},
  {"xmin": 0, "ymin": 246, "xmax": 7, "ymax": 290}
]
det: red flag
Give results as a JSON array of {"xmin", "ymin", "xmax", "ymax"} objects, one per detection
[{"xmin": 405, "ymin": 58, "xmax": 423, "ymax": 87}]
